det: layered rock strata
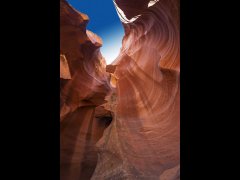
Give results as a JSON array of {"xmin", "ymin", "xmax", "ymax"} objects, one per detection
[
  {"xmin": 60, "ymin": 0, "xmax": 112, "ymax": 179},
  {"xmin": 92, "ymin": 0, "xmax": 180, "ymax": 179},
  {"xmin": 60, "ymin": 0, "xmax": 180, "ymax": 179}
]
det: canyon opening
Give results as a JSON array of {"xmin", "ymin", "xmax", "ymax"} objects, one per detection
[
  {"xmin": 67, "ymin": 0, "xmax": 124, "ymax": 65},
  {"xmin": 60, "ymin": 0, "xmax": 180, "ymax": 179}
]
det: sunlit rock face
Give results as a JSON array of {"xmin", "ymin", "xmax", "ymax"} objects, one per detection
[
  {"xmin": 92, "ymin": 0, "xmax": 180, "ymax": 179},
  {"xmin": 60, "ymin": 0, "xmax": 179, "ymax": 179},
  {"xmin": 60, "ymin": 0, "xmax": 111, "ymax": 179}
]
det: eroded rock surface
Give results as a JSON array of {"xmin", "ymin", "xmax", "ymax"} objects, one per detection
[
  {"xmin": 60, "ymin": 0, "xmax": 179, "ymax": 179},
  {"xmin": 92, "ymin": 0, "xmax": 180, "ymax": 179},
  {"xmin": 60, "ymin": 0, "xmax": 111, "ymax": 179}
]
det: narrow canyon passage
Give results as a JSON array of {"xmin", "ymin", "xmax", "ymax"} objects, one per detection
[{"xmin": 60, "ymin": 0, "xmax": 180, "ymax": 179}]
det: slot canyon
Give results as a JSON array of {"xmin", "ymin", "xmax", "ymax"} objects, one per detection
[{"xmin": 60, "ymin": 0, "xmax": 180, "ymax": 179}]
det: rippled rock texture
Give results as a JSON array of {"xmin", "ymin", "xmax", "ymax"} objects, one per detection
[
  {"xmin": 60, "ymin": 0, "xmax": 111, "ymax": 179},
  {"xmin": 60, "ymin": 0, "xmax": 179, "ymax": 179},
  {"xmin": 91, "ymin": 0, "xmax": 180, "ymax": 179}
]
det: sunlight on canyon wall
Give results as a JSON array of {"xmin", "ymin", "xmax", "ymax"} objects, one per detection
[
  {"xmin": 60, "ymin": 0, "xmax": 180, "ymax": 179},
  {"xmin": 92, "ymin": 0, "xmax": 180, "ymax": 179}
]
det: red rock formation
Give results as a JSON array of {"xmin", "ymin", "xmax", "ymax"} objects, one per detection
[
  {"xmin": 115, "ymin": 0, "xmax": 149, "ymax": 19},
  {"xmin": 92, "ymin": 0, "xmax": 180, "ymax": 179},
  {"xmin": 60, "ymin": 0, "xmax": 179, "ymax": 179},
  {"xmin": 60, "ymin": 54, "xmax": 71, "ymax": 79},
  {"xmin": 60, "ymin": 0, "xmax": 111, "ymax": 179}
]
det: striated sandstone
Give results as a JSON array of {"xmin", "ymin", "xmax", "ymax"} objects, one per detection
[
  {"xmin": 91, "ymin": 0, "xmax": 180, "ymax": 179},
  {"xmin": 60, "ymin": 0, "xmax": 111, "ymax": 179},
  {"xmin": 60, "ymin": 0, "xmax": 180, "ymax": 179}
]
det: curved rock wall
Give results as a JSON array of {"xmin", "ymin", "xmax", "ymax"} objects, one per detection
[
  {"xmin": 60, "ymin": 0, "xmax": 111, "ymax": 179},
  {"xmin": 60, "ymin": 0, "xmax": 180, "ymax": 179},
  {"xmin": 92, "ymin": 0, "xmax": 180, "ymax": 179}
]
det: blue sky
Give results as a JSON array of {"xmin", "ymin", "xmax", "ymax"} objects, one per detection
[{"xmin": 67, "ymin": 0, "xmax": 124, "ymax": 64}]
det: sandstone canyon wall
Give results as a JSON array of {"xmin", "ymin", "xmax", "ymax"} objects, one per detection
[
  {"xmin": 60, "ymin": 0, "xmax": 179, "ymax": 179},
  {"xmin": 60, "ymin": 0, "xmax": 112, "ymax": 179},
  {"xmin": 92, "ymin": 0, "xmax": 180, "ymax": 179}
]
